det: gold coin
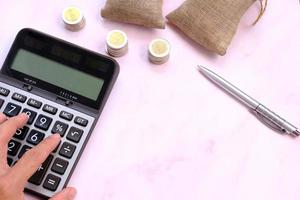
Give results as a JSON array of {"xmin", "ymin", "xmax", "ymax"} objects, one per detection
[
  {"xmin": 107, "ymin": 30, "xmax": 127, "ymax": 49},
  {"xmin": 149, "ymin": 39, "xmax": 170, "ymax": 58},
  {"xmin": 62, "ymin": 6, "xmax": 83, "ymax": 24}
]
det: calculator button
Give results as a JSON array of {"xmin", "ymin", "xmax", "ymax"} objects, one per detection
[
  {"xmin": 74, "ymin": 116, "xmax": 88, "ymax": 127},
  {"xmin": 12, "ymin": 93, "xmax": 27, "ymax": 103},
  {"xmin": 3, "ymin": 103, "xmax": 21, "ymax": 117},
  {"xmin": 51, "ymin": 158, "xmax": 69, "ymax": 175},
  {"xmin": 0, "ymin": 98, "xmax": 4, "ymax": 109},
  {"xmin": 14, "ymin": 126, "xmax": 29, "ymax": 140},
  {"xmin": 18, "ymin": 145, "xmax": 32, "ymax": 158},
  {"xmin": 59, "ymin": 142, "xmax": 76, "ymax": 159},
  {"xmin": 43, "ymin": 104, "xmax": 58, "ymax": 115},
  {"xmin": 27, "ymin": 98, "xmax": 42, "ymax": 109},
  {"xmin": 59, "ymin": 111, "xmax": 73, "ymax": 121},
  {"xmin": 0, "ymin": 87, "xmax": 10, "ymax": 96},
  {"xmin": 27, "ymin": 130, "xmax": 45, "ymax": 145},
  {"xmin": 8, "ymin": 140, "xmax": 21, "ymax": 156},
  {"xmin": 51, "ymin": 121, "xmax": 69, "ymax": 137},
  {"xmin": 29, "ymin": 155, "xmax": 53, "ymax": 185},
  {"xmin": 43, "ymin": 174, "xmax": 61, "ymax": 191},
  {"xmin": 66, "ymin": 127, "xmax": 83, "ymax": 143},
  {"xmin": 34, "ymin": 114, "xmax": 52, "ymax": 131},
  {"xmin": 22, "ymin": 108, "xmax": 37, "ymax": 125},
  {"xmin": 7, "ymin": 157, "xmax": 13, "ymax": 166}
]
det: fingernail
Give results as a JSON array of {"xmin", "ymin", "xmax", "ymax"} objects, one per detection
[
  {"xmin": 20, "ymin": 113, "xmax": 29, "ymax": 119},
  {"xmin": 51, "ymin": 133, "xmax": 61, "ymax": 140},
  {"xmin": 68, "ymin": 187, "xmax": 77, "ymax": 199}
]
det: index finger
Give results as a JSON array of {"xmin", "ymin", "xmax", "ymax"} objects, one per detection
[
  {"xmin": 0, "ymin": 113, "xmax": 28, "ymax": 146},
  {"xmin": 9, "ymin": 134, "xmax": 61, "ymax": 185}
]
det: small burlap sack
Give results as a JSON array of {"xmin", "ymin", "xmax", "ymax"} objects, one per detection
[
  {"xmin": 167, "ymin": 0, "xmax": 266, "ymax": 55},
  {"xmin": 101, "ymin": 0, "xmax": 165, "ymax": 29}
]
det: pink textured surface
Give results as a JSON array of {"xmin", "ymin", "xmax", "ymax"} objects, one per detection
[{"xmin": 1, "ymin": 0, "xmax": 300, "ymax": 199}]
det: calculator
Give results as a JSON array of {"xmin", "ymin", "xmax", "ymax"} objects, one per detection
[{"xmin": 0, "ymin": 28, "xmax": 119, "ymax": 198}]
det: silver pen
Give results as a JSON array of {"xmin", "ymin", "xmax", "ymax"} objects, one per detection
[{"xmin": 197, "ymin": 65, "xmax": 300, "ymax": 137}]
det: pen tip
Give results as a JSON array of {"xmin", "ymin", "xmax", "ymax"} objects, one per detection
[
  {"xmin": 292, "ymin": 129, "xmax": 300, "ymax": 137},
  {"xmin": 196, "ymin": 65, "xmax": 204, "ymax": 71}
]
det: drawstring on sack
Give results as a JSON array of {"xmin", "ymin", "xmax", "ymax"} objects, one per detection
[{"xmin": 253, "ymin": 0, "xmax": 267, "ymax": 25}]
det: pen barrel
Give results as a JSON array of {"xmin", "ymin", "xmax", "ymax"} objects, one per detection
[{"xmin": 255, "ymin": 104, "xmax": 298, "ymax": 134}]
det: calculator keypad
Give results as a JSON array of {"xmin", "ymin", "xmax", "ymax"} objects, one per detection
[
  {"xmin": 51, "ymin": 158, "xmax": 69, "ymax": 175},
  {"xmin": 34, "ymin": 115, "xmax": 53, "ymax": 131},
  {"xmin": 74, "ymin": 116, "xmax": 88, "ymax": 127},
  {"xmin": 66, "ymin": 127, "xmax": 83, "ymax": 143},
  {"xmin": 43, "ymin": 104, "xmax": 58, "ymax": 115},
  {"xmin": 51, "ymin": 121, "xmax": 69, "ymax": 137},
  {"xmin": 27, "ymin": 98, "xmax": 42, "ymax": 109},
  {"xmin": 43, "ymin": 174, "xmax": 61, "ymax": 191},
  {"xmin": 0, "ymin": 87, "xmax": 10, "ymax": 96},
  {"xmin": 8, "ymin": 140, "xmax": 21, "ymax": 156},
  {"xmin": 29, "ymin": 155, "xmax": 53, "ymax": 185},
  {"xmin": 59, "ymin": 111, "xmax": 73, "ymax": 121},
  {"xmin": 27, "ymin": 130, "xmax": 45, "ymax": 145},
  {"xmin": 0, "ymin": 82, "xmax": 94, "ymax": 197},
  {"xmin": 12, "ymin": 93, "xmax": 27, "ymax": 103},
  {"xmin": 14, "ymin": 126, "xmax": 30, "ymax": 140},
  {"xmin": 4, "ymin": 103, "xmax": 21, "ymax": 117},
  {"xmin": 22, "ymin": 108, "xmax": 37, "ymax": 125},
  {"xmin": 59, "ymin": 142, "xmax": 76, "ymax": 159}
]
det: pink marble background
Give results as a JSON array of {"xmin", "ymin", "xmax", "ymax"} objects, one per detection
[{"xmin": 1, "ymin": 0, "xmax": 300, "ymax": 199}]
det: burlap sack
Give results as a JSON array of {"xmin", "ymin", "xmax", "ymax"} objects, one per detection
[
  {"xmin": 101, "ymin": 0, "xmax": 165, "ymax": 29},
  {"xmin": 167, "ymin": 0, "xmax": 258, "ymax": 55}
]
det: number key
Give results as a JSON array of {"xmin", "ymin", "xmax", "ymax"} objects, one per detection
[
  {"xmin": 22, "ymin": 108, "xmax": 37, "ymax": 125},
  {"xmin": 13, "ymin": 126, "xmax": 29, "ymax": 140},
  {"xmin": 27, "ymin": 130, "xmax": 45, "ymax": 145},
  {"xmin": 34, "ymin": 114, "xmax": 52, "ymax": 131},
  {"xmin": 8, "ymin": 140, "xmax": 21, "ymax": 156},
  {"xmin": 3, "ymin": 103, "xmax": 21, "ymax": 117}
]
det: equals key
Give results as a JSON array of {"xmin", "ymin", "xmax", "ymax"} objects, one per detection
[{"xmin": 43, "ymin": 174, "xmax": 61, "ymax": 191}]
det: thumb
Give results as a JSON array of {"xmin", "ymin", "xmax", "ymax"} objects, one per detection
[{"xmin": 50, "ymin": 187, "xmax": 77, "ymax": 200}]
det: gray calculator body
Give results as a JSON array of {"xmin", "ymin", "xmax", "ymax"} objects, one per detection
[{"xmin": 0, "ymin": 29, "xmax": 119, "ymax": 199}]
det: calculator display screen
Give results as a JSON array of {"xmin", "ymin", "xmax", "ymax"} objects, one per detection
[{"xmin": 11, "ymin": 49, "xmax": 104, "ymax": 101}]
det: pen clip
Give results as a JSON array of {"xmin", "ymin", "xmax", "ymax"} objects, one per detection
[{"xmin": 252, "ymin": 110, "xmax": 287, "ymax": 134}]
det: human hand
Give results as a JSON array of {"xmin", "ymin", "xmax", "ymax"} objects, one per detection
[{"xmin": 0, "ymin": 113, "xmax": 76, "ymax": 200}]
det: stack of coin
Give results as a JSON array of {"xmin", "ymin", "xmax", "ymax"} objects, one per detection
[
  {"xmin": 106, "ymin": 30, "xmax": 128, "ymax": 57},
  {"xmin": 62, "ymin": 6, "xmax": 86, "ymax": 31},
  {"xmin": 148, "ymin": 38, "xmax": 170, "ymax": 64}
]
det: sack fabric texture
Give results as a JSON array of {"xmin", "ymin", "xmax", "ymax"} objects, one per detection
[
  {"xmin": 101, "ymin": 0, "xmax": 165, "ymax": 29},
  {"xmin": 167, "ymin": 0, "xmax": 256, "ymax": 55}
]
